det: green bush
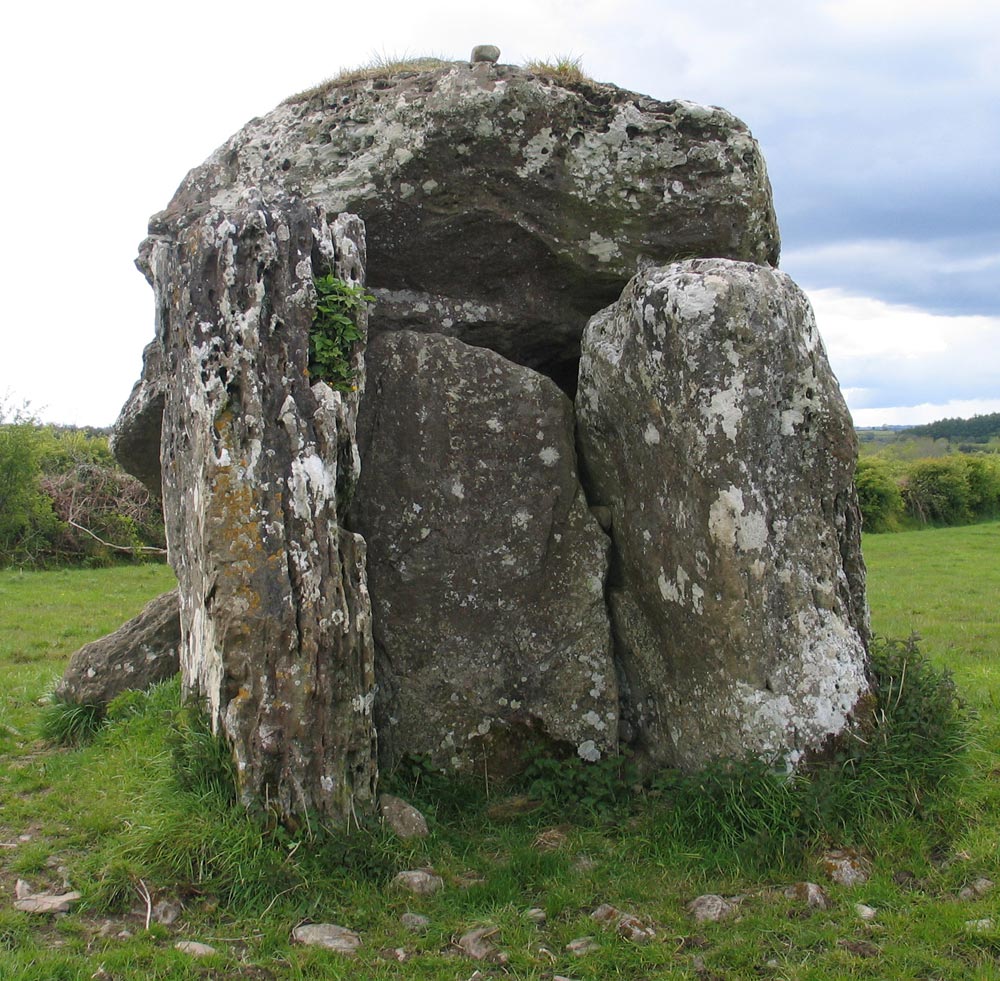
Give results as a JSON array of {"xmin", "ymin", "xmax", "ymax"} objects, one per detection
[
  {"xmin": 0, "ymin": 403, "xmax": 60, "ymax": 565},
  {"xmin": 855, "ymin": 458, "xmax": 904, "ymax": 531},
  {"xmin": 904, "ymin": 458, "xmax": 971, "ymax": 524},
  {"xmin": 901, "ymin": 455, "xmax": 1000, "ymax": 526},
  {"xmin": 0, "ymin": 412, "xmax": 165, "ymax": 567},
  {"xmin": 962, "ymin": 454, "xmax": 1000, "ymax": 518}
]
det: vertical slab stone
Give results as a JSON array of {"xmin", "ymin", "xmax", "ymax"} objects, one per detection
[
  {"xmin": 139, "ymin": 193, "xmax": 377, "ymax": 823},
  {"xmin": 348, "ymin": 330, "xmax": 616, "ymax": 775},
  {"xmin": 577, "ymin": 258, "xmax": 870, "ymax": 770}
]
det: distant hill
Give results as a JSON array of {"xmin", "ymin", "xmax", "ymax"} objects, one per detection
[{"xmin": 902, "ymin": 412, "xmax": 1000, "ymax": 442}]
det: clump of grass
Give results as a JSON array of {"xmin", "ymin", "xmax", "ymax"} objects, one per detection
[
  {"xmin": 524, "ymin": 54, "xmax": 590, "ymax": 85},
  {"xmin": 285, "ymin": 52, "xmax": 455, "ymax": 104},
  {"xmin": 38, "ymin": 693, "xmax": 105, "ymax": 746},
  {"xmin": 166, "ymin": 699, "xmax": 238, "ymax": 803},
  {"xmin": 644, "ymin": 633, "xmax": 972, "ymax": 870}
]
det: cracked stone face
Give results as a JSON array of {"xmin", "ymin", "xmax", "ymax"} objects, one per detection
[
  {"xmin": 348, "ymin": 330, "xmax": 616, "ymax": 775},
  {"xmin": 577, "ymin": 258, "xmax": 870, "ymax": 769}
]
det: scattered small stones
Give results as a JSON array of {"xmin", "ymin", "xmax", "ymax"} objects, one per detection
[
  {"xmin": 14, "ymin": 880, "xmax": 31, "ymax": 900},
  {"xmin": 617, "ymin": 912, "xmax": 657, "ymax": 943},
  {"xmin": 174, "ymin": 941, "xmax": 218, "ymax": 957},
  {"xmin": 589, "ymin": 903, "xmax": 655, "ymax": 942},
  {"xmin": 821, "ymin": 848, "xmax": 871, "ymax": 887},
  {"xmin": 591, "ymin": 903, "xmax": 620, "ymax": 925},
  {"xmin": 379, "ymin": 947, "xmax": 410, "ymax": 962},
  {"xmin": 392, "ymin": 869, "xmax": 444, "ymax": 895},
  {"xmin": 153, "ymin": 898, "xmax": 183, "ymax": 926},
  {"xmin": 566, "ymin": 936, "xmax": 600, "ymax": 956},
  {"xmin": 965, "ymin": 918, "xmax": 996, "ymax": 933},
  {"xmin": 400, "ymin": 912, "xmax": 430, "ymax": 932},
  {"xmin": 379, "ymin": 794, "xmax": 429, "ymax": 839},
  {"xmin": 687, "ymin": 894, "xmax": 739, "ymax": 924},
  {"xmin": 958, "ymin": 877, "xmax": 995, "ymax": 901},
  {"xmin": 783, "ymin": 882, "xmax": 829, "ymax": 909},
  {"xmin": 855, "ymin": 903, "xmax": 878, "ymax": 921},
  {"xmin": 457, "ymin": 925, "xmax": 506, "ymax": 963},
  {"xmin": 525, "ymin": 907, "xmax": 547, "ymax": 925},
  {"xmin": 292, "ymin": 923, "xmax": 362, "ymax": 954}
]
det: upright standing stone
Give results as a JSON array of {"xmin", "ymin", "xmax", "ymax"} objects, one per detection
[
  {"xmin": 137, "ymin": 192, "xmax": 377, "ymax": 823},
  {"xmin": 349, "ymin": 330, "xmax": 616, "ymax": 774},
  {"xmin": 577, "ymin": 258, "xmax": 869, "ymax": 769}
]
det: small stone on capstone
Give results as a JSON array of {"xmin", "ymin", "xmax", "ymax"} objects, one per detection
[{"xmin": 470, "ymin": 45, "xmax": 500, "ymax": 65}]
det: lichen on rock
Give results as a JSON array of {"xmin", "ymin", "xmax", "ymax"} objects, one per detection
[
  {"xmin": 132, "ymin": 194, "xmax": 377, "ymax": 823},
  {"xmin": 105, "ymin": 59, "xmax": 871, "ymax": 821},
  {"xmin": 576, "ymin": 258, "xmax": 870, "ymax": 769}
]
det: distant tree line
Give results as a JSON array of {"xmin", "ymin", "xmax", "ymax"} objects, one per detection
[
  {"xmin": 902, "ymin": 412, "xmax": 1000, "ymax": 444},
  {"xmin": 0, "ymin": 400, "xmax": 165, "ymax": 567},
  {"xmin": 855, "ymin": 454, "xmax": 1000, "ymax": 533}
]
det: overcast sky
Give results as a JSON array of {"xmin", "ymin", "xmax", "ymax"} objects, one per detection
[{"xmin": 2, "ymin": 0, "xmax": 997, "ymax": 428}]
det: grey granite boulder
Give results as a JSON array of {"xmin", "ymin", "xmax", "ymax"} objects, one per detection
[
  {"xmin": 577, "ymin": 258, "xmax": 870, "ymax": 769},
  {"xmin": 56, "ymin": 589, "xmax": 180, "ymax": 706},
  {"xmin": 349, "ymin": 330, "xmax": 616, "ymax": 774}
]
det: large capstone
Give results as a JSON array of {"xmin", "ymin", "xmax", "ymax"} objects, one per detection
[
  {"xmin": 576, "ymin": 258, "xmax": 869, "ymax": 769},
  {"xmin": 348, "ymin": 330, "xmax": 616, "ymax": 774},
  {"xmin": 148, "ymin": 62, "xmax": 778, "ymax": 396},
  {"xmin": 139, "ymin": 194, "xmax": 378, "ymax": 824}
]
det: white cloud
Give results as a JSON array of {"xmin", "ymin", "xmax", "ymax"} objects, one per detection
[
  {"xmin": 0, "ymin": 0, "xmax": 995, "ymax": 427},
  {"xmin": 809, "ymin": 288, "xmax": 1000, "ymax": 424},
  {"xmin": 850, "ymin": 399, "xmax": 1000, "ymax": 428}
]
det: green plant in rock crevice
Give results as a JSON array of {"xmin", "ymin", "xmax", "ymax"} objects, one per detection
[{"xmin": 308, "ymin": 274, "xmax": 374, "ymax": 392}]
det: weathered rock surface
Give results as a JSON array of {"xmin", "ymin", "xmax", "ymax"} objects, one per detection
[
  {"xmin": 108, "ymin": 60, "xmax": 871, "ymax": 816},
  {"xmin": 292, "ymin": 923, "xmax": 362, "ymax": 954},
  {"xmin": 348, "ymin": 330, "xmax": 615, "ymax": 773},
  {"xmin": 146, "ymin": 62, "xmax": 778, "ymax": 398},
  {"xmin": 13, "ymin": 890, "xmax": 82, "ymax": 914},
  {"xmin": 136, "ymin": 194, "xmax": 377, "ymax": 824},
  {"xmin": 379, "ymin": 794, "xmax": 429, "ymax": 838},
  {"xmin": 55, "ymin": 589, "xmax": 180, "ymax": 706},
  {"xmin": 577, "ymin": 258, "xmax": 869, "ymax": 769},
  {"xmin": 392, "ymin": 870, "xmax": 444, "ymax": 895}
]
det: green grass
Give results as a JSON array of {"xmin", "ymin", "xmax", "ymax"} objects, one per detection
[{"xmin": 1, "ymin": 532, "xmax": 999, "ymax": 980}]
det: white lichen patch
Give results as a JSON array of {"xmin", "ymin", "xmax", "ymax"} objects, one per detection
[
  {"xmin": 708, "ymin": 486, "xmax": 768, "ymax": 552},
  {"xmin": 539, "ymin": 446, "xmax": 560, "ymax": 466},
  {"xmin": 577, "ymin": 739, "xmax": 601, "ymax": 762},
  {"xmin": 586, "ymin": 232, "xmax": 622, "ymax": 263},
  {"xmin": 701, "ymin": 372, "xmax": 745, "ymax": 441}
]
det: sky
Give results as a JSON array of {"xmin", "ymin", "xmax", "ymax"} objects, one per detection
[{"xmin": 1, "ymin": 0, "xmax": 997, "ymax": 428}]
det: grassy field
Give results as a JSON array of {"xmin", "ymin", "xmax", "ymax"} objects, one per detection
[{"xmin": 0, "ymin": 526, "xmax": 998, "ymax": 980}]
